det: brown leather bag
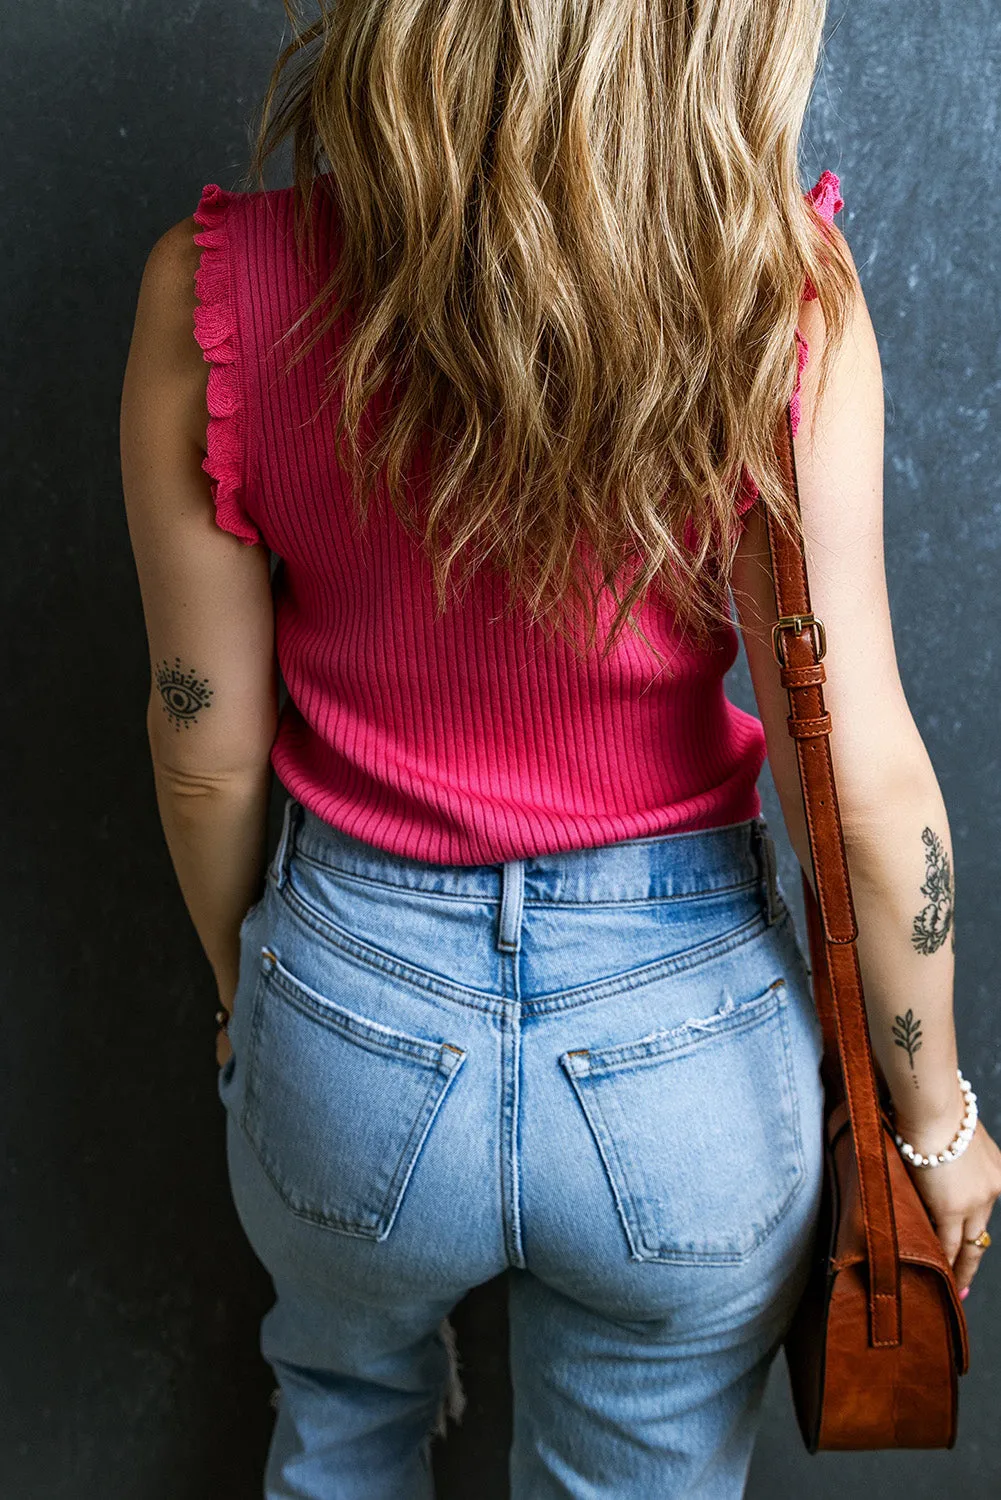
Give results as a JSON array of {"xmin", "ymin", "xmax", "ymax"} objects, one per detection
[{"xmin": 762, "ymin": 402, "xmax": 970, "ymax": 1451}]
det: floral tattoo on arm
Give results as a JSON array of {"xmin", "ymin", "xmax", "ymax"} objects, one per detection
[
  {"xmin": 154, "ymin": 656, "xmax": 214, "ymax": 729},
  {"xmin": 891, "ymin": 828, "xmax": 955, "ymax": 1092},
  {"xmin": 910, "ymin": 826, "xmax": 955, "ymax": 956}
]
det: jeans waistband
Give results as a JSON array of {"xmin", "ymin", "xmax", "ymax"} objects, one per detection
[{"xmin": 272, "ymin": 795, "xmax": 781, "ymax": 911}]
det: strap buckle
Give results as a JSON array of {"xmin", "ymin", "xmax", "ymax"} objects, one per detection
[{"xmin": 771, "ymin": 612, "xmax": 827, "ymax": 667}]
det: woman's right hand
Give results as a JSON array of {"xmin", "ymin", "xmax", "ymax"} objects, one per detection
[{"xmin": 895, "ymin": 1114, "xmax": 1001, "ymax": 1295}]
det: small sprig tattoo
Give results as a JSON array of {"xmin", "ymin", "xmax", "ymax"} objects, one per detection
[
  {"xmin": 911, "ymin": 826, "xmax": 955, "ymax": 955},
  {"xmin": 155, "ymin": 656, "xmax": 213, "ymax": 730},
  {"xmin": 892, "ymin": 1007, "xmax": 923, "ymax": 1070}
]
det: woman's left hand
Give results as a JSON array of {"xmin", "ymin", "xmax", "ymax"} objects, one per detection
[{"xmin": 215, "ymin": 988, "xmax": 236, "ymax": 1068}]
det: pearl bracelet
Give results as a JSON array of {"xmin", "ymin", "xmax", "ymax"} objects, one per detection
[{"xmin": 893, "ymin": 1068, "xmax": 978, "ymax": 1168}]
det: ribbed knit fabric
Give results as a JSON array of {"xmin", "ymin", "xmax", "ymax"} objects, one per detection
[{"xmin": 192, "ymin": 170, "xmax": 843, "ymax": 865}]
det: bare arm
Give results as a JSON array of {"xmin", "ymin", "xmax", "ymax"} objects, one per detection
[
  {"xmin": 119, "ymin": 214, "xmax": 278, "ymax": 1033},
  {"xmin": 731, "ymin": 242, "xmax": 1001, "ymax": 1288},
  {"xmin": 733, "ymin": 263, "xmax": 960, "ymax": 1131}
]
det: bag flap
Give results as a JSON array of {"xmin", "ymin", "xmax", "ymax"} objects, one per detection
[{"xmin": 826, "ymin": 1102, "xmax": 970, "ymax": 1373}]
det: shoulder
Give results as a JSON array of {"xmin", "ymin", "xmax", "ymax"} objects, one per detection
[
  {"xmin": 796, "ymin": 211, "xmax": 878, "ymax": 411},
  {"xmin": 138, "ymin": 213, "xmax": 201, "ymax": 330},
  {"xmin": 126, "ymin": 215, "xmax": 212, "ymax": 452},
  {"xmin": 129, "ymin": 186, "xmax": 275, "ymax": 449},
  {"xmin": 136, "ymin": 185, "xmax": 257, "ymax": 336},
  {"xmin": 135, "ymin": 182, "xmax": 281, "ymax": 342},
  {"xmin": 122, "ymin": 197, "xmax": 267, "ymax": 546},
  {"xmin": 127, "ymin": 189, "xmax": 255, "ymax": 454},
  {"xmin": 793, "ymin": 172, "xmax": 881, "ymax": 429}
]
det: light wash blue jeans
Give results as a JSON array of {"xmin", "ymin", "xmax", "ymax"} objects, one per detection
[{"xmin": 218, "ymin": 793, "xmax": 826, "ymax": 1499}]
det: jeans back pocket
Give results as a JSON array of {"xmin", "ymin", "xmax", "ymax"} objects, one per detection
[
  {"xmin": 560, "ymin": 978, "xmax": 806, "ymax": 1264},
  {"xmin": 237, "ymin": 946, "xmax": 466, "ymax": 1239}
]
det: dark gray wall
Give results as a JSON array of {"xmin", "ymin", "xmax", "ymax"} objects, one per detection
[{"xmin": 2, "ymin": 2, "xmax": 998, "ymax": 1495}]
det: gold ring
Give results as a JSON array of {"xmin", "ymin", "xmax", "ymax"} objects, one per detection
[
  {"xmin": 215, "ymin": 1008, "xmax": 229, "ymax": 1028},
  {"xmin": 965, "ymin": 1229, "xmax": 992, "ymax": 1249}
]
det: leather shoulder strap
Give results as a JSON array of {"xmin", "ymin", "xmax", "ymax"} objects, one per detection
[{"xmin": 764, "ymin": 404, "xmax": 902, "ymax": 1347}]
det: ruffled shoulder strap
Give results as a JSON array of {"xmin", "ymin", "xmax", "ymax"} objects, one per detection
[
  {"xmin": 192, "ymin": 183, "xmax": 264, "ymax": 546},
  {"xmin": 801, "ymin": 169, "xmax": 844, "ymax": 302}
]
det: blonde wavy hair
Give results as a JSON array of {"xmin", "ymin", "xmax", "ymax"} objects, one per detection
[{"xmin": 241, "ymin": 0, "xmax": 856, "ymax": 664}]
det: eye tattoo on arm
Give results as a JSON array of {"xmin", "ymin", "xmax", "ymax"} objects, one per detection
[
  {"xmin": 910, "ymin": 825, "xmax": 955, "ymax": 956},
  {"xmin": 154, "ymin": 656, "xmax": 214, "ymax": 730}
]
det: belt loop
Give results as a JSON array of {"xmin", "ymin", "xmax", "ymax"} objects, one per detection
[
  {"xmin": 752, "ymin": 818, "xmax": 781, "ymax": 926},
  {"xmin": 497, "ymin": 861, "xmax": 525, "ymax": 953},
  {"xmin": 272, "ymin": 796, "xmax": 301, "ymax": 891}
]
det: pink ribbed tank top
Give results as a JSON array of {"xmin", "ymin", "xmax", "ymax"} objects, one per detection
[{"xmin": 192, "ymin": 170, "xmax": 843, "ymax": 865}]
